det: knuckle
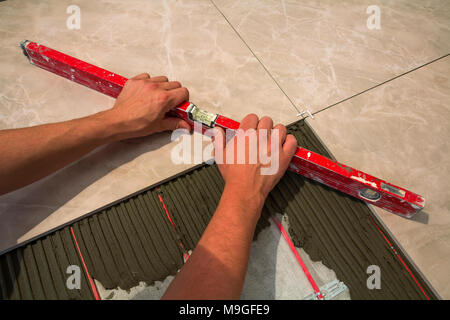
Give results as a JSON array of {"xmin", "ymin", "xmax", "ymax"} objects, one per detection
[
  {"xmin": 157, "ymin": 91, "xmax": 170, "ymax": 103},
  {"xmin": 244, "ymin": 113, "xmax": 258, "ymax": 122},
  {"xmin": 146, "ymin": 82, "xmax": 158, "ymax": 90},
  {"xmin": 181, "ymin": 87, "xmax": 189, "ymax": 97},
  {"xmin": 136, "ymin": 73, "xmax": 150, "ymax": 79}
]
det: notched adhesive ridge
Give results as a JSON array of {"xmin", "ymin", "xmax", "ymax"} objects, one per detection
[{"xmin": 0, "ymin": 120, "xmax": 438, "ymax": 300}]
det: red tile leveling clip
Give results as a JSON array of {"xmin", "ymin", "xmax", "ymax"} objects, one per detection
[{"xmin": 20, "ymin": 40, "xmax": 425, "ymax": 218}]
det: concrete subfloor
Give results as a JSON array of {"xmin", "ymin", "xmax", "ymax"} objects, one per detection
[{"xmin": 96, "ymin": 215, "xmax": 350, "ymax": 300}]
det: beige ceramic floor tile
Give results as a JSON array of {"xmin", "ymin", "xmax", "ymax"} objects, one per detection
[
  {"xmin": 0, "ymin": 0, "xmax": 298, "ymax": 252},
  {"xmin": 213, "ymin": 0, "xmax": 450, "ymax": 113},
  {"xmin": 306, "ymin": 56, "xmax": 450, "ymax": 298}
]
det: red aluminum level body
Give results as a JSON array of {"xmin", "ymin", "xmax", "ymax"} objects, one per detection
[{"xmin": 20, "ymin": 40, "xmax": 425, "ymax": 218}]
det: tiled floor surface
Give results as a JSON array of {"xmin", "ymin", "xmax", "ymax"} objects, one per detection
[{"xmin": 0, "ymin": 0, "xmax": 449, "ymax": 298}]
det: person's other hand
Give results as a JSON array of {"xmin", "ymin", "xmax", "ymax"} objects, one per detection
[
  {"xmin": 214, "ymin": 114, "xmax": 297, "ymax": 210},
  {"xmin": 106, "ymin": 73, "xmax": 191, "ymax": 140}
]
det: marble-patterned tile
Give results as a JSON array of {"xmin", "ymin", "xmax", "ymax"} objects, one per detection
[
  {"xmin": 213, "ymin": 0, "xmax": 450, "ymax": 113},
  {"xmin": 0, "ymin": 0, "xmax": 298, "ymax": 252},
  {"xmin": 306, "ymin": 56, "xmax": 450, "ymax": 298}
]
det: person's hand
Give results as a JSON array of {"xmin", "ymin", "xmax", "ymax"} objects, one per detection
[
  {"xmin": 105, "ymin": 73, "xmax": 191, "ymax": 140},
  {"xmin": 214, "ymin": 114, "xmax": 297, "ymax": 210}
]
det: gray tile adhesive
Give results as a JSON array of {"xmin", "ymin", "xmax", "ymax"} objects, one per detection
[{"xmin": 0, "ymin": 120, "xmax": 439, "ymax": 300}]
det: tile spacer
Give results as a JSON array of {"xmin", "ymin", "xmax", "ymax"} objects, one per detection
[
  {"xmin": 297, "ymin": 109, "xmax": 315, "ymax": 119},
  {"xmin": 303, "ymin": 279, "xmax": 348, "ymax": 300}
]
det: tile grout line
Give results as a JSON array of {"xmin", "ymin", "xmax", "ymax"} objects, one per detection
[
  {"xmin": 211, "ymin": 0, "xmax": 449, "ymax": 121},
  {"xmin": 312, "ymin": 53, "xmax": 450, "ymax": 116},
  {"xmin": 209, "ymin": 0, "xmax": 303, "ymax": 116}
]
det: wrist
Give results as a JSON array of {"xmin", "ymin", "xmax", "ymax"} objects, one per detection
[
  {"xmin": 222, "ymin": 183, "xmax": 266, "ymax": 214},
  {"xmin": 92, "ymin": 108, "xmax": 132, "ymax": 142}
]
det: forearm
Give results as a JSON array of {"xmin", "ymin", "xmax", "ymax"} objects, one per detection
[
  {"xmin": 163, "ymin": 114, "xmax": 296, "ymax": 299},
  {"xmin": 0, "ymin": 110, "xmax": 122, "ymax": 195},
  {"xmin": 162, "ymin": 185, "xmax": 264, "ymax": 300},
  {"xmin": 0, "ymin": 74, "xmax": 190, "ymax": 196}
]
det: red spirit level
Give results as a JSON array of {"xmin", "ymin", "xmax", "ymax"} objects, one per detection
[{"xmin": 20, "ymin": 40, "xmax": 425, "ymax": 218}]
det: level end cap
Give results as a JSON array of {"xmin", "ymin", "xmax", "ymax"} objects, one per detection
[{"xmin": 19, "ymin": 40, "xmax": 32, "ymax": 63}]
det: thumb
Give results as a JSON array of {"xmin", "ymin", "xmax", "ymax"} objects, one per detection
[
  {"xmin": 161, "ymin": 117, "xmax": 192, "ymax": 132},
  {"xmin": 281, "ymin": 134, "xmax": 297, "ymax": 169},
  {"xmin": 212, "ymin": 127, "xmax": 226, "ymax": 164}
]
